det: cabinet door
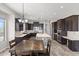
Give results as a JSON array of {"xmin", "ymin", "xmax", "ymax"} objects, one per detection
[
  {"xmin": 72, "ymin": 16, "xmax": 78, "ymax": 31},
  {"xmin": 54, "ymin": 22, "xmax": 57, "ymax": 33},
  {"xmin": 19, "ymin": 23, "xmax": 23, "ymax": 31},
  {"xmin": 28, "ymin": 24, "xmax": 32, "ymax": 30},
  {"xmin": 65, "ymin": 17, "xmax": 73, "ymax": 31},
  {"xmin": 68, "ymin": 19, "xmax": 73, "ymax": 31},
  {"xmin": 57, "ymin": 20, "xmax": 62, "ymax": 30},
  {"xmin": 65, "ymin": 19, "xmax": 68, "ymax": 31},
  {"xmin": 65, "ymin": 16, "xmax": 78, "ymax": 31},
  {"xmin": 57, "ymin": 19, "xmax": 65, "ymax": 30},
  {"xmin": 61, "ymin": 20, "xmax": 65, "ymax": 30}
]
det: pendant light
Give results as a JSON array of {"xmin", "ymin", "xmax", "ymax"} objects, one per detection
[{"xmin": 18, "ymin": 3, "xmax": 28, "ymax": 23}]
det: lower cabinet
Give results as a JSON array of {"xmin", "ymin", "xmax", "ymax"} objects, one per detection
[
  {"xmin": 61, "ymin": 37, "xmax": 67, "ymax": 44},
  {"xmin": 54, "ymin": 34, "xmax": 57, "ymax": 40},
  {"xmin": 54, "ymin": 34, "xmax": 67, "ymax": 44},
  {"xmin": 68, "ymin": 40, "xmax": 79, "ymax": 51},
  {"xmin": 57, "ymin": 37, "xmax": 67, "ymax": 44},
  {"xmin": 15, "ymin": 37, "xmax": 23, "ymax": 44},
  {"xmin": 15, "ymin": 33, "xmax": 37, "ymax": 44}
]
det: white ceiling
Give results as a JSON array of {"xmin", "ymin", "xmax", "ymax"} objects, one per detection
[{"xmin": 4, "ymin": 3, "xmax": 79, "ymax": 22}]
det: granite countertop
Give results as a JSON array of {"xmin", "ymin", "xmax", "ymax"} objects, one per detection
[
  {"xmin": 15, "ymin": 31, "xmax": 27, "ymax": 37},
  {"xmin": 62, "ymin": 36, "xmax": 70, "ymax": 39},
  {"xmin": 62, "ymin": 36, "xmax": 79, "ymax": 41},
  {"xmin": 54, "ymin": 31, "xmax": 79, "ymax": 41},
  {"xmin": 15, "ymin": 30, "xmax": 37, "ymax": 37},
  {"xmin": 36, "ymin": 33, "xmax": 51, "ymax": 38},
  {"xmin": 15, "ymin": 34, "xmax": 27, "ymax": 37}
]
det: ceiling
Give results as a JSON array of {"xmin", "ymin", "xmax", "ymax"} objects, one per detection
[{"xmin": 4, "ymin": 3, "xmax": 79, "ymax": 22}]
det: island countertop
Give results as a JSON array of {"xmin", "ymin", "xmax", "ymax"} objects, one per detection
[
  {"xmin": 15, "ymin": 31, "xmax": 37, "ymax": 37},
  {"xmin": 62, "ymin": 36, "xmax": 79, "ymax": 41},
  {"xmin": 62, "ymin": 31, "xmax": 79, "ymax": 41},
  {"xmin": 15, "ymin": 31, "xmax": 27, "ymax": 37},
  {"xmin": 36, "ymin": 33, "xmax": 51, "ymax": 37}
]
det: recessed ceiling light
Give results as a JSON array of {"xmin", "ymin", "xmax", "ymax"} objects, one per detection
[{"xmin": 60, "ymin": 6, "xmax": 63, "ymax": 8}]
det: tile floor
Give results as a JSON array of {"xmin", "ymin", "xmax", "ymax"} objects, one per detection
[
  {"xmin": 50, "ymin": 40, "xmax": 79, "ymax": 56},
  {"xmin": 0, "ymin": 48, "xmax": 10, "ymax": 56},
  {"xmin": 0, "ymin": 40, "xmax": 79, "ymax": 56}
]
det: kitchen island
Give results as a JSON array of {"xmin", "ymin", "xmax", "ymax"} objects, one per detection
[
  {"xmin": 62, "ymin": 31, "xmax": 79, "ymax": 51},
  {"xmin": 15, "ymin": 31, "xmax": 37, "ymax": 44}
]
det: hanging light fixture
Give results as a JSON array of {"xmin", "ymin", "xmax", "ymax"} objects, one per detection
[
  {"xmin": 18, "ymin": 3, "xmax": 28, "ymax": 23},
  {"xmin": 18, "ymin": 19, "xmax": 22, "ymax": 22}
]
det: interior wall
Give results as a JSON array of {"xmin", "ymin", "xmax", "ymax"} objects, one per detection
[
  {"xmin": 0, "ymin": 13, "xmax": 15, "ymax": 51},
  {"xmin": 0, "ymin": 11, "xmax": 9, "ymax": 52},
  {"xmin": 7, "ymin": 14, "xmax": 15, "ymax": 41},
  {"xmin": 0, "ymin": 14, "xmax": 15, "ymax": 52},
  {"xmin": 45, "ymin": 21, "xmax": 51, "ymax": 35},
  {"xmin": 0, "ymin": 4, "xmax": 17, "ymax": 51}
]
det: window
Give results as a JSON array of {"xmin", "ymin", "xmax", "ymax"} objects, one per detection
[{"xmin": 0, "ymin": 18, "xmax": 5, "ymax": 41}]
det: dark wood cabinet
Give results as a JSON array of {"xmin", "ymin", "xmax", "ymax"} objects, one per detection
[
  {"xmin": 27, "ymin": 23, "xmax": 43, "ymax": 30},
  {"xmin": 52, "ymin": 15, "xmax": 79, "ymax": 51},
  {"xmin": 68, "ymin": 40, "xmax": 79, "ymax": 51},
  {"xmin": 54, "ymin": 22, "xmax": 57, "ymax": 33},
  {"xmin": 54, "ymin": 34, "xmax": 57, "ymax": 40},
  {"xmin": 65, "ymin": 17, "xmax": 73, "ymax": 31},
  {"xmin": 65, "ymin": 15, "xmax": 78, "ymax": 31},
  {"xmin": 53, "ymin": 15, "xmax": 79, "ymax": 45},
  {"xmin": 57, "ymin": 19, "xmax": 65, "ymax": 30},
  {"xmin": 57, "ymin": 20, "xmax": 62, "ymax": 30},
  {"xmin": 27, "ymin": 23, "xmax": 32, "ymax": 30},
  {"xmin": 19, "ymin": 23, "xmax": 23, "ymax": 31},
  {"xmin": 61, "ymin": 37, "xmax": 67, "ymax": 44},
  {"xmin": 53, "ymin": 22, "xmax": 57, "ymax": 40},
  {"xmin": 56, "ymin": 19, "xmax": 67, "ymax": 43}
]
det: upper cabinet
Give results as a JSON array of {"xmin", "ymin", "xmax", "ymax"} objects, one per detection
[
  {"xmin": 53, "ymin": 15, "xmax": 79, "ymax": 37},
  {"xmin": 65, "ymin": 15, "xmax": 78, "ymax": 31},
  {"xmin": 57, "ymin": 19, "xmax": 65, "ymax": 31},
  {"xmin": 27, "ymin": 23, "xmax": 33, "ymax": 30},
  {"xmin": 56, "ymin": 15, "xmax": 79, "ymax": 31},
  {"xmin": 53, "ymin": 22, "xmax": 57, "ymax": 33}
]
